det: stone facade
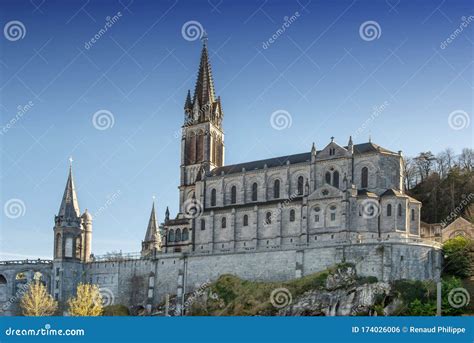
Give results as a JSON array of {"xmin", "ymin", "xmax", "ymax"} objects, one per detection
[{"xmin": 0, "ymin": 39, "xmax": 442, "ymax": 316}]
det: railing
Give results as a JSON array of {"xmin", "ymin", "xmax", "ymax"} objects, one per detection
[
  {"xmin": 0, "ymin": 259, "xmax": 53, "ymax": 265},
  {"xmin": 91, "ymin": 252, "xmax": 143, "ymax": 262}
]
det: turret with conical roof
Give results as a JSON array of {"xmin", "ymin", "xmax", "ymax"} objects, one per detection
[{"xmin": 141, "ymin": 201, "xmax": 162, "ymax": 257}]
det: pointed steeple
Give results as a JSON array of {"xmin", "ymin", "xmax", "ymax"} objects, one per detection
[
  {"xmin": 193, "ymin": 37, "xmax": 216, "ymax": 111},
  {"xmin": 144, "ymin": 201, "xmax": 159, "ymax": 242},
  {"xmin": 58, "ymin": 159, "xmax": 80, "ymax": 219},
  {"xmin": 184, "ymin": 89, "xmax": 192, "ymax": 111},
  {"xmin": 165, "ymin": 206, "xmax": 170, "ymax": 222}
]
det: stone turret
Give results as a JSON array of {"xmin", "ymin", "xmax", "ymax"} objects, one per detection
[{"xmin": 141, "ymin": 201, "xmax": 161, "ymax": 257}]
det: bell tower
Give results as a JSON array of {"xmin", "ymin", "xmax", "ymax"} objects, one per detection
[{"xmin": 179, "ymin": 35, "xmax": 224, "ymax": 211}]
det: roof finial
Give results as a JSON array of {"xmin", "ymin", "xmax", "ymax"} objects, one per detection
[
  {"xmin": 201, "ymin": 30, "xmax": 208, "ymax": 46},
  {"xmin": 69, "ymin": 156, "xmax": 73, "ymax": 168},
  {"xmin": 330, "ymin": 136, "xmax": 334, "ymax": 142}
]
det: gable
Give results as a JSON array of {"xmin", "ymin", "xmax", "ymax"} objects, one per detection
[{"xmin": 316, "ymin": 141, "xmax": 350, "ymax": 159}]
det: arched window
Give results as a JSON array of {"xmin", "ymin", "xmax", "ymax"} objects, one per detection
[
  {"xmin": 333, "ymin": 171, "xmax": 339, "ymax": 188},
  {"xmin": 398, "ymin": 204, "xmax": 402, "ymax": 216},
  {"xmin": 289, "ymin": 209, "xmax": 295, "ymax": 222},
  {"xmin": 252, "ymin": 182, "xmax": 258, "ymax": 201},
  {"xmin": 65, "ymin": 237, "xmax": 73, "ymax": 258},
  {"xmin": 325, "ymin": 172, "xmax": 331, "ymax": 184},
  {"xmin": 361, "ymin": 167, "xmax": 368, "ymax": 189},
  {"xmin": 0, "ymin": 275, "xmax": 6, "ymax": 285},
  {"xmin": 243, "ymin": 215, "xmax": 248, "ymax": 226},
  {"xmin": 411, "ymin": 209, "xmax": 415, "ymax": 221},
  {"xmin": 175, "ymin": 229, "xmax": 182, "ymax": 242},
  {"xmin": 329, "ymin": 205, "xmax": 337, "ymax": 221},
  {"xmin": 201, "ymin": 219, "xmax": 206, "ymax": 230},
  {"xmin": 168, "ymin": 230, "xmax": 175, "ymax": 243},
  {"xmin": 387, "ymin": 204, "xmax": 392, "ymax": 217},
  {"xmin": 221, "ymin": 217, "xmax": 227, "ymax": 228},
  {"xmin": 314, "ymin": 206, "xmax": 321, "ymax": 222},
  {"xmin": 211, "ymin": 188, "xmax": 216, "ymax": 206},
  {"xmin": 297, "ymin": 176, "xmax": 304, "ymax": 195},
  {"xmin": 266, "ymin": 212, "xmax": 272, "ymax": 225},
  {"xmin": 273, "ymin": 180, "xmax": 280, "ymax": 198},
  {"xmin": 182, "ymin": 228, "xmax": 189, "ymax": 241},
  {"xmin": 231, "ymin": 185, "xmax": 237, "ymax": 204}
]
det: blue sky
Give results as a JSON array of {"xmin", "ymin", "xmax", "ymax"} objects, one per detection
[{"xmin": 0, "ymin": 0, "xmax": 472, "ymax": 259}]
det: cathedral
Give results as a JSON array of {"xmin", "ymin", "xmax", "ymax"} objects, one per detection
[{"xmin": 0, "ymin": 38, "xmax": 441, "ymax": 315}]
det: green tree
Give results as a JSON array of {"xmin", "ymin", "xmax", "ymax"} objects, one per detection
[{"xmin": 443, "ymin": 236, "xmax": 471, "ymax": 279}]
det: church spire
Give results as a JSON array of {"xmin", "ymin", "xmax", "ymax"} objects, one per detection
[
  {"xmin": 58, "ymin": 158, "xmax": 80, "ymax": 219},
  {"xmin": 144, "ymin": 201, "xmax": 159, "ymax": 242},
  {"xmin": 193, "ymin": 36, "xmax": 216, "ymax": 110}
]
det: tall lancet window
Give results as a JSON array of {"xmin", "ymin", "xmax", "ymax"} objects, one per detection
[
  {"xmin": 231, "ymin": 186, "xmax": 237, "ymax": 204},
  {"xmin": 333, "ymin": 171, "xmax": 339, "ymax": 188},
  {"xmin": 274, "ymin": 179, "xmax": 280, "ymax": 199},
  {"xmin": 297, "ymin": 176, "xmax": 304, "ymax": 195},
  {"xmin": 211, "ymin": 189, "xmax": 216, "ymax": 206},
  {"xmin": 252, "ymin": 182, "xmax": 258, "ymax": 201},
  {"xmin": 361, "ymin": 167, "xmax": 368, "ymax": 189}
]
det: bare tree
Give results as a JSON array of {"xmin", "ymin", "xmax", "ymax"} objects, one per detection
[
  {"xmin": 414, "ymin": 151, "xmax": 436, "ymax": 182},
  {"xmin": 403, "ymin": 157, "xmax": 418, "ymax": 190},
  {"xmin": 458, "ymin": 148, "xmax": 473, "ymax": 171}
]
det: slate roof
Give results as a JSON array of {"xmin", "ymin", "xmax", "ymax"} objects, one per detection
[{"xmin": 208, "ymin": 142, "xmax": 396, "ymax": 177}]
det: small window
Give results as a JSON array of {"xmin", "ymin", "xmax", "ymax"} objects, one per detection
[
  {"xmin": 252, "ymin": 183, "xmax": 258, "ymax": 202},
  {"xmin": 175, "ymin": 228, "xmax": 182, "ymax": 241},
  {"xmin": 387, "ymin": 204, "xmax": 392, "ymax": 217},
  {"xmin": 266, "ymin": 212, "xmax": 272, "ymax": 225},
  {"xmin": 231, "ymin": 185, "xmax": 237, "ymax": 204},
  {"xmin": 411, "ymin": 209, "xmax": 415, "ymax": 221},
  {"xmin": 221, "ymin": 217, "xmax": 227, "ymax": 228},
  {"xmin": 289, "ymin": 209, "xmax": 295, "ymax": 222},
  {"xmin": 168, "ymin": 230, "xmax": 174, "ymax": 243},
  {"xmin": 273, "ymin": 180, "xmax": 280, "ymax": 198},
  {"xmin": 330, "ymin": 213, "xmax": 336, "ymax": 221},
  {"xmin": 329, "ymin": 205, "xmax": 336, "ymax": 211},
  {"xmin": 398, "ymin": 204, "xmax": 402, "ymax": 216},
  {"xmin": 182, "ymin": 228, "xmax": 189, "ymax": 241},
  {"xmin": 243, "ymin": 215, "xmax": 248, "ymax": 226},
  {"xmin": 314, "ymin": 206, "xmax": 321, "ymax": 212},
  {"xmin": 201, "ymin": 219, "xmax": 206, "ymax": 230},
  {"xmin": 211, "ymin": 189, "xmax": 216, "ymax": 206},
  {"xmin": 315, "ymin": 215, "xmax": 320, "ymax": 222},
  {"xmin": 297, "ymin": 176, "xmax": 304, "ymax": 195}
]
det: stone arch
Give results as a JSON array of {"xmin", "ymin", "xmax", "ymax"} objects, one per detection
[{"xmin": 0, "ymin": 274, "xmax": 7, "ymax": 302}]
